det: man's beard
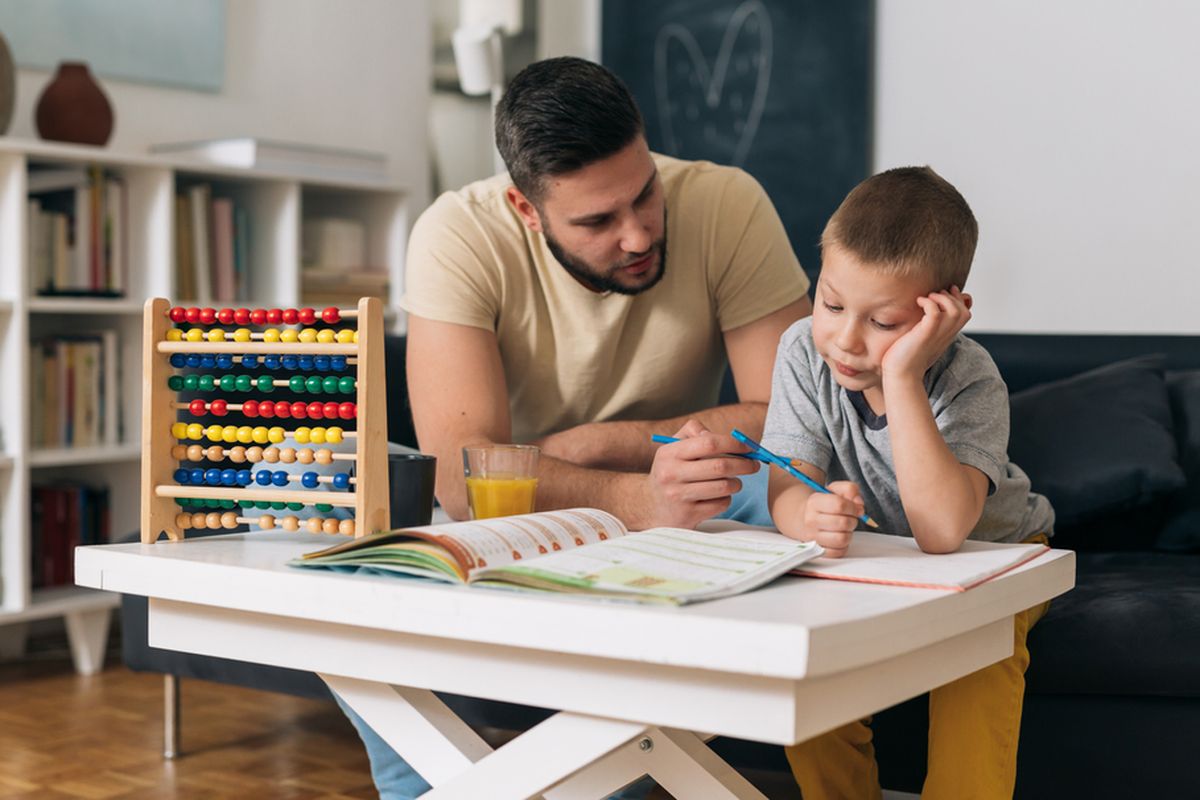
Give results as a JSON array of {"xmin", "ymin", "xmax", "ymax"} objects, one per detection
[{"xmin": 543, "ymin": 216, "xmax": 668, "ymax": 296}]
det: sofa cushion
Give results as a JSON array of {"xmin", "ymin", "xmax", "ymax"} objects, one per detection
[
  {"xmin": 1157, "ymin": 370, "xmax": 1200, "ymax": 552},
  {"xmin": 1008, "ymin": 356, "xmax": 1186, "ymax": 541},
  {"xmin": 1025, "ymin": 551, "xmax": 1200, "ymax": 697}
]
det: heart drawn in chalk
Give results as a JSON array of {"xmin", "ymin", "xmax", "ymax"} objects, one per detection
[{"xmin": 653, "ymin": 0, "xmax": 773, "ymax": 166}]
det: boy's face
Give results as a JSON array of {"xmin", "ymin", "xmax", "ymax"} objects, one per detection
[{"xmin": 812, "ymin": 244, "xmax": 937, "ymax": 394}]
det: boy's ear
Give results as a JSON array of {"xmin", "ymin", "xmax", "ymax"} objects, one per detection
[{"xmin": 962, "ymin": 292, "xmax": 973, "ymax": 310}]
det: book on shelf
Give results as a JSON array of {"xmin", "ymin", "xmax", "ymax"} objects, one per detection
[
  {"xmin": 790, "ymin": 530, "xmax": 1051, "ymax": 592},
  {"xmin": 26, "ymin": 166, "xmax": 126, "ymax": 297},
  {"xmin": 291, "ymin": 508, "xmax": 823, "ymax": 605},
  {"xmin": 31, "ymin": 482, "xmax": 110, "ymax": 588},
  {"xmin": 174, "ymin": 185, "xmax": 249, "ymax": 303},
  {"xmin": 152, "ymin": 137, "xmax": 388, "ymax": 180},
  {"xmin": 29, "ymin": 331, "xmax": 121, "ymax": 449}
]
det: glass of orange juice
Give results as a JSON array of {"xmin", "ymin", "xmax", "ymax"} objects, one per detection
[{"xmin": 462, "ymin": 444, "xmax": 540, "ymax": 519}]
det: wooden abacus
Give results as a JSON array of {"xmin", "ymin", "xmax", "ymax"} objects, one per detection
[{"xmin": 140, "ymin": 298, "xmax": 389, "ymax": 542}]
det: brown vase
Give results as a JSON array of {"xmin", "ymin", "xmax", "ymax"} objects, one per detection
[{"xmin": 35, "ymin": 61, "xmax": 114, "ymax": 146}]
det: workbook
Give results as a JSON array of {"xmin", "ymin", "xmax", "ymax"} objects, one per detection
[{"xmin": 290, "ymin": 508, "xmax": 823, "ymax": 604}]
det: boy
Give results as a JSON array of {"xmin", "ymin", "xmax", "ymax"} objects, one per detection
[{"xmin": 761, "ymin": 166, "xmax": 1054, "ymax": 799}]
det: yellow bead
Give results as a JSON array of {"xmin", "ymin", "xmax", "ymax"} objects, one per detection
[
  {"xmin": 280, "ymin": 329, "xmax": 299, "ymax": 343},
  {"xmin": 207, "ymin": 328, "xmax": 225, "ymax": 343},
  {"xmin": 263, "ymin": 328, "xmax": 281, "ymax": 343},
  {"xmin": 206, "ymin": 424, "xmax": 223, "ymax": 442},
  {"xmin": 297, "ymin": 448, "xmax": 315, "ymax": 464},
  {"xmin": 322, "ymin": 518, "xmax": 340, "ymax": 535},
  {"xmin": 166, "ymin": 329, "xmax": 183, "ymax": 342},
  {"xmin": 336, "ymin": 328, "xmax": 354, "ymax": 344},
  {"xmin": 222, "ymin": 425, "xmax": 239, "ymax": 443},
  {"xmin": 175, "ymin": 513, "xmax": 192, "ymax": 529},
  {"xmin": 268, "ymin": 426, "xmax": 285, "ymax": 444},
  {"xmin": 258, "ymin": 514, "xmax": 275, "ymax": 530},
  {"xmin": 309, "ymin": 427, "xmax": 326, "ymax": 444},
  {"xmin": 233, "ymin": 327, "xmax": 252, "ymax": 342},
  {"xmin": 325, "ymin": 426, "xmax": 343, "ymax": 444},
  {"xmin": 252, "ymin": 426, "xmax": 269, "ymax": 444},
  {"xmin": 236, "ymin": 426, "xmax": 254, "ymax": 444},
  {"xmin": 186, "ymin": 328, "xmax": 204, "ymax": 342},
  {"xmin": 298, "ymin": 328, "xmax": 318, "ymax": 343},
  {"xmin": 294, "ymin": 427, "xmax": 311, "ymax": 444},
  {"xmin": 353, "ymin": 330, "xmax": 359, "ymax": 344},
  {"xmin": 172, "ymin": 422, "xmax": 188, "ymax": 439},
  {"xmin": 263, "ymin": 446, "xmax": 280, "ymax": 463},
  {"xmin": 316, "ymin": 329, "xmax": 335, "ymax": 344},
  {"xmin": 338, "ymin": 519, "xmax": 355, "ymax": 536},
  {"xmin": 187, "ymin": 423, "xmax": 205, "ymax": 440}
]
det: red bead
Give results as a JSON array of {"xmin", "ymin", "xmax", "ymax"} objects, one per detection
[
  {"xmin": 282, "ymin": 308, "xmax": 299, "ymax": 325},
  {"xmin": 216, "ymin": 308, "xmax": 235, "ymax": 325},
  {"xmin": 322, "ymin": 402, "xmax": 339, "ymax": 419},
  {"xmin": 185, "ymin": 306, "xmax": 201, "ymax": 324},
  {"xmin": 298, "ymin": 307, "xmax": 316, "ymax": 325},
  {"xmin": 304, "ymin": 402, "xmax": 322, "ymax": 419},
  {"xmin": 234, "ymin": 308, "xmax": 251, "ymax": 325},
  {"xmin": 250, "ymin": 308, "xmax": 268, "ymax": 325},
  {"xmin": 338, "ymin": 402, "xmax": 356, "ymax": 419},
  {"xmin": 267, "ymin": 308, "xmax": 283, "ymax": 324},
  {"xmin": 210, "ymin": 399, "xmax": 228, "ymax": 416},
  {"xmin": 258, "ymin": 400, "xmax": 276, "ymax": 418},
  {"xmin": 199, "ymin": 307, "xmax": 217, "ymax": 325},
  {"xmin": 274, "ymin": 401, "xmax": 291, "ymax": 418},
  {"xmin": 189, "ymin": 399, "xmax": 207, "ymax": 416},
  {"xmin": 241, "ymin": 399, "xmax": 259, "ymax": 417},
  {"xmin": 294, "ymin": 401, "xmax": 311, "ymax": 419},
  {"xmin": 321, "ymin": 307, "xmax": 341, "ymax": 324},
  {"xmin": 169, "ymin": 306, "xmax": 187, "ymax": 323}
]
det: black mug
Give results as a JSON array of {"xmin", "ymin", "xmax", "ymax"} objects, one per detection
[{"xmin": 388, "ymin": 452, "xmax": 437, "ymax": 528}]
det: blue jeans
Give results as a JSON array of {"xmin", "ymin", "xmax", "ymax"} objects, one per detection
[{"xmin": 334, "ymin": 469, "xmax": 770, "ymax": 798}]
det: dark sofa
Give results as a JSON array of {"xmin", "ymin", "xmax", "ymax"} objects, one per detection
[{"xmin": 123, "ymin": 333, "xmax": 1200, "ymax": 799}]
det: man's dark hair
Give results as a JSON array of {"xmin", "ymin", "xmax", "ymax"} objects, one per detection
[{"xmin": 495, "ymin": 57, "xmax": 644, "ymax": 203}]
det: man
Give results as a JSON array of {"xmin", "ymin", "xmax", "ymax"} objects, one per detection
[{"xmin": 341, "ymin": 57, "xmax": 811, "ymax": 798}]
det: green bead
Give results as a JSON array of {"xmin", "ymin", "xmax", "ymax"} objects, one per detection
[
  {"xmin": 239, "ymin": 499, "xmax": 255, "ymax": 508},
  {"xmin": 256, "ymin": 501, "xmax": 272, "ymax": 510},
  {"xmin": 175, "ymin": 497, "xmax": 186, "ymax": 507},
  {"xmin": 257, "ymin": 375, "xmax": 274, "ymax": 393},
  {"xmin": 322, "ymin": 377, "xmax": 338, "ymax": 394},
  {"xmin": 198, "ymin": 374, "xmax": 215, "ymax": 391},
  {"xmin": 289, "ymin": 375, "xmax": 306, "ymax": 393},
  {"xmin": 220, "ymin": 499, "xmax": 236, "ymax": 509},
  {"xmin": 236, "ymin": 374, "xmax": 253, "ymax": 392},
  {"xmin": 305, "ymin": 376, "xmax": 323, "ymax": 393},
  {"xmin": 168, "ymin": 375, "xmax": 184, "ymax": 391},
  {"xmin": 287, "ymin": 502, "xmax": 304, "ymax": 511},
  {"xmin": 315, "ymin": 503, "xmax": 333, "ymax": 512},
  {"xmin": 220, "ymin": 374, "xmax": 236, "ymax": 392},
  {"xmin": 338, "ymin": 376, "xmax": 355, "ymax": 394},
  {"xmin": 183, "ymin": 374, "xmax": 199, "ymax": 391},
  {"xmin": 271, "ymin": 501, "xmax": 287, "ymax": 510}
]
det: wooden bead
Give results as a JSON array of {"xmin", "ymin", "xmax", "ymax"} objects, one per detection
[
  {"xmin": 322, "ymin": 518, "xmax": 340, "ymax": 534},
  {"xmin": 191, "ymin": 512, "xmax": 207, "ymax": 528},
  {"xmin": 263, "ymin": 447, "xmax": 280, "ymax": 463},
  {"xmin": 297, "ymin": 448, "xmax": 315, "ymax": 464},
  {"xmin": 279, "ymin": 447, "xmax": 297, "ymax": 464},
  {"xmin": 221, "ymin": 512, "xmax": 239, "ymax": 529},
  {"xmin": 315, "ymin": 448, "xmax": 334, "ymax": 465},
  {"xmin": 228, "ymin": 446, "xmax": 247, "ymax": 463},
  {"xmin": 338, "ymin": 519, "xmax": 356, "ymax": 536},
  {"xmin": 306, "ymin": 517, "xmax": 324, "ymax": 533},
  {"xmin": 281, "ymin": 516, "xmax": 300, "ymax": 531},
  {"xmin": 171, "ymin": 445, "xmax": 187, "ymax": 460},
  {"xmin": 258, "ymin": 514, "xmax": 276, "ymax": 530},
  {"xmin": 205, "ymin": 512, "xmax": 222, "ymax": 529},
  {"xmin": 175, "ymin": 513, "xmax": 192, "ymax": 529},
  {"xmin": 245, "ymin": 446, "xmax": 264, "ymax": 463},
  {"xmin": 205, "ymin": 445, "xmax": 224, "ymax": 461}
]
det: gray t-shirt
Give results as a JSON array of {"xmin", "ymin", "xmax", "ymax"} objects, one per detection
[{"xmin": 762, "ymin": 318, "xmax": 1054, "ymax": 544}]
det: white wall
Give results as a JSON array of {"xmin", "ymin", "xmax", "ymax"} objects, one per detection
[
  {"xmin": 5, "ymin": 0, "xmax": 431, "ymax": 211},
  {"xmin": 876, "ymin": 1, "xmax": 1200, "ymax": 334}
]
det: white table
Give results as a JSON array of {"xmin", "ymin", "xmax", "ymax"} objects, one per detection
[{"xmin": 76, "ymin": 532, "xmax": 1073, "ymax": 799}]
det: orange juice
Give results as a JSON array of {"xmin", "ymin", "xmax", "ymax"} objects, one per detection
[{"xmin": 465, "ymin": 475, "xmax": 539, "ymax": 519}]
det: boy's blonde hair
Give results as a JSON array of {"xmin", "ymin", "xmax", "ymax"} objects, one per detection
[{"xmin": 821, "ymin": 166, "xmax": 978, "ymax": 289}]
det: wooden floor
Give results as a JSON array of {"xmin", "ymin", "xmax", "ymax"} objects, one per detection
[{"xmin": 0, "ymin": 633, "xmax": 376, "ymax": 799}]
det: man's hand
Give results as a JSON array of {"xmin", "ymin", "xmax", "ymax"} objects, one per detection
[
  {"xmin": 800, "ymin": 481, "xmax": 864, "ymax": 559},
  {"xmin": 881, "ymin": 286, "xmax": 972, "ymax": 381},
  {"xmin": 638, "ymin": 420, "xmax": 758, "ymax": 530}
]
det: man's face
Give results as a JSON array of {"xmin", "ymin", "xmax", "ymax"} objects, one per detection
[{"xmin": 518, "ymin": 137, "xmax": 667, "ymax": 295}]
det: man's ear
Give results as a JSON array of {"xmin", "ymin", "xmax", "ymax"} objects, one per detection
[{"xmin": 505, "ymin": 186, "xmax": 543, "ymax": 233}]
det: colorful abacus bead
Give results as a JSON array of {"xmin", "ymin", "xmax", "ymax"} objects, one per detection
[
  {"xmin": 332, "ymin": 472, "xmax": 351, "ymax": 489},
  {"xmin": 321, "ymin": 307, "xmax": 340, "ymax": 324}
]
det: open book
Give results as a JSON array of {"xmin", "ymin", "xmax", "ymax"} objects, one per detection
[
  {"xmin": 791, "ymin": 530, "xmax": 1050, "ymax": 591},
  {"xmin": 290, "ymin": 508, "xmax": 823, "ymax": 604}
]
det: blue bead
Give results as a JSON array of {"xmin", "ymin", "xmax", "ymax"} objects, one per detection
[
  {"xmin": 263, "ymin": 355, "xmax": 281, "ymax": 370},
  {"xmin": 170, "ymin": 353, "xmax": 187, "ymax": 368},
  {"xmin": 255, "ymin": 470, "xmax": 272, "ymax": 486},
  {"xmin": 219, "ymin": 469, "xmax": 236, "ymax": 486},
  {"xmin": 185, "ymin": 354, "xmax": 202, "ymax": 368},
  {"xmin": 281, "ymin": 355, "xmax": 299, "ymax": 371},
  {"xmin": 216, "ymin": 354, "xmax": 234, "ymax": 370},
  {"xmin": 314, "ymin": 356, "xmax": 330, "ymax": 371},
  {"xmin": 298, "ymin": 356, "xmax": 314, "ymax": 370},
  {"xmin": 272, "ymin": 470, "xmax": 289, "ymax": 487},
  {"xmin": 237, "ymin": 469, "xmax": 253, "ymax": 486},
  {"xmin": 331, "ymin": 356, "xmax": 347, "ymax": 371},
  {"xmin": 204, "ymin": 468, "xmax": 223, "ymax": 486},
  {"xmin": 332, "ymin": 472, "xmax": 350, "ymax": 490},
  {"xmin": 300, "ymin": 471, "xmax": 319, "ymax": 488},
  {"xmin": 190, "ymin": 468, "xmax": 205, "ymax": 485},
  {"xmin": 174, "ymin": 468, "xmax": 190, "ymax": 484},
  {"xmin": 200, "ymin": 355, "xmax": 216, "ymax": 369},
  {"xmin": 242, "ymin": 354, "xmax": 259, "ymax": 369}
]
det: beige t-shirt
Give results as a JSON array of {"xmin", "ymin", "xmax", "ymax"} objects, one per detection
[{"xmin": 401, "ymin": 154, "xmax": 810, "ymax": 442}]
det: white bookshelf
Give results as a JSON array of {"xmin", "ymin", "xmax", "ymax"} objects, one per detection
[{"xmin": 0, "ymin": 138, "xmax": 408, "ymax": 674}]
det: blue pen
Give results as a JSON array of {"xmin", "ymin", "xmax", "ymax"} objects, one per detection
[{"xmin": 650, "ymin": 434, "xmax": 773, "ymax": 464}]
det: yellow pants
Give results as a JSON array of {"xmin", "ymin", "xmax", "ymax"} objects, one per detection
[{"xmin": 785, "ymin": 535, "xmax": 1052, "ymax": 800}]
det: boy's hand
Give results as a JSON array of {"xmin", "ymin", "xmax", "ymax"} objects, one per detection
[
  {"xmin": 881, "ymin": 286, "xmax": 972, "ymax": 380},
  {"xmin": 802, "ymin": 481, "xmax": 864, "ymax": 559}
]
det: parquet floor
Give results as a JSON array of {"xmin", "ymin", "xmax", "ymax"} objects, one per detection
[{"xmin": 0, "ymin": 632, "xmax": 376, "ymax": 799}]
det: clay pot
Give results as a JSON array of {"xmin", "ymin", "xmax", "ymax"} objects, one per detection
[
  {"xmin": 35, "ymin": 61, "xmax": 114, "ymax": 146},
  {"xmin": 0, "ymin": 30, "xmax": 14, "ymax": 135}
]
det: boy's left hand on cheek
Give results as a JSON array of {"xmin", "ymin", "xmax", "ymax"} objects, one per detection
[{"xmin": 882, "ymin": 286, "xmax": 972, "ymax": 380}]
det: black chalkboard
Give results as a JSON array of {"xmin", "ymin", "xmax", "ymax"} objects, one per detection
[{"xmin": 602, "ymin": 0, "xmax": 873, "ymax": 283}]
